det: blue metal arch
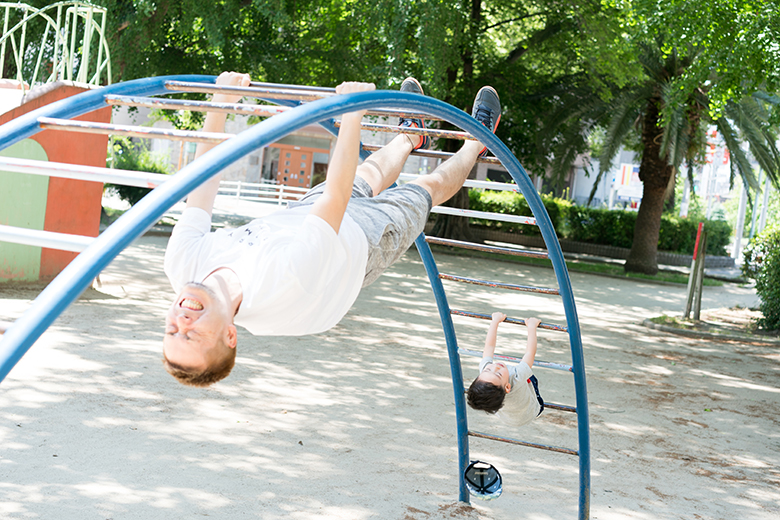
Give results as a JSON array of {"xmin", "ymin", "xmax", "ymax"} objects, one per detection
[{"xmin": 0, "ymin": 79, "xmax": 589, "ymax": 518}]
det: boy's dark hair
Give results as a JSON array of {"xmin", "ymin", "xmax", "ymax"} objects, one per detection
[{"xmin": 467, "ymin": 378, "xmax": 506, "ymax": 413}]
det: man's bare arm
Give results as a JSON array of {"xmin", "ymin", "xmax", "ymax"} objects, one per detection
[
  {"xmin": 185, "ymin": 71, "xmax": 251, "ymax": 216},
  {"xmin": 308, "ymin": 81, "xmax": 375, "ymax": 233}
]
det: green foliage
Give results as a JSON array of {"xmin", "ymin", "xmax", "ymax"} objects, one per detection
[
  {"xmin": 471, "ymin": 189, "xmax": 732, "ymax": 255},
  {"xmin": 468, "ymin": 189, "xmax": 572, "ymax": 236},
  {"xmin": 742, "ymin": 224, "xmax": 780, "ymax": 330},
  {"xmin": 105, "ymin": 137, "xmax": 172, "ymax": 205},
  {"xmin": 567, "ymin": 206, "xmax": 636, "ymax": 248}
]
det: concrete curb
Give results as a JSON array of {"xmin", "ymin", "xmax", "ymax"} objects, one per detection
[{"xmin": 642, "ymin": 318, "xmax": 780, "ymax": 345}]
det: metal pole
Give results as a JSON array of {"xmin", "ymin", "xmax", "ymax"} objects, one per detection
[{"xmin": 693, "ymin": 231, "xmax": 707, "ymax": 320}]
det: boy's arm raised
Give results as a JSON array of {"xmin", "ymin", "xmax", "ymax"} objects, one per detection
[
  {"xmin": 308, "ymin": 81, "xmax": 375, "ymax": 234},
  {"xmin": 483, "ymin": 312, "xmax": 506, "ymax": 359},
  {"xmin": 521, "ymin": 317, "xmax": 541, "ymax": 368},
  {"xmin": 185, "ymin": 71, "xmax": 251, "ymax": 216}
]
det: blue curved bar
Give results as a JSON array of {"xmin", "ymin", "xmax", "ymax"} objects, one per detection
[{"xmin": 0, "ymin": 81, "xmax": 589, "ymax": 519}]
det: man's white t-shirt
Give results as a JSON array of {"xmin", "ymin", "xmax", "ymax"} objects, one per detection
[
  {"xmin": 479, "ymin": 357, "xmax": 541, "ymax": 427},
  {"xmin": 164, "ymin": 206, "xmax": 368, "ymax": 336}
]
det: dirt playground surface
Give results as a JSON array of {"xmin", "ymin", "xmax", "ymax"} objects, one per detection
[{"xmin": 1, "ymin": 236, "xmax": 777, "ymax": 520}]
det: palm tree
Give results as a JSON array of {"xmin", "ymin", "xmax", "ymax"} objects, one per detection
[{"xmin": 541, "ymin": 41, "xmax": 780, "ymax": 274}]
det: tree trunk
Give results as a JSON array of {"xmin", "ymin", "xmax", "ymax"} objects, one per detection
[
  {"xmin": 429, "ymin": 187, "xmax": 473, "ymax": 241},
  {"xmin": 624, "ymin": 97, "xmax": 674, "ymax": 275}
]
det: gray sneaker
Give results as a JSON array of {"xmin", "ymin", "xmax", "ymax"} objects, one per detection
[
  {"xmin": 398, "ymin": 77, "xmax": 430, "ymax": 150},
  {"xmin": 471, "ymin": 86, "xmax": 501, "ymax": 157}
]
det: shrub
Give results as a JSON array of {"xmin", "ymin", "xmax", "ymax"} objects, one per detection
[
  {"xmin": 468, "ymin": 189, "xmax": 572, "ymax": 236},
  {"xmin": 470, "ymin": 190, "xmax": 732, "ymax": 256},
  {"xmin": 742, "ymin": 224, "xmax": 780, "ymax": 331},
  {"xmin": 105, "ymin": 137, "xmax": 172, "ymax": 205}
]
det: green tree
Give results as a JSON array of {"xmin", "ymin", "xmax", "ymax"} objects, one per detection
[{"xmin": 539, "ymin": 1, "xmax": 780, "ymax": 274}]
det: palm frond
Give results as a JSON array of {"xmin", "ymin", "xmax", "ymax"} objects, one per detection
[
  {"xmin": 715, "ymin": 116, "xmax": 759, "ymax": 193},
  {"xmin": 597, "ymin": 86, "xmax": 653, "ymax": 174}
]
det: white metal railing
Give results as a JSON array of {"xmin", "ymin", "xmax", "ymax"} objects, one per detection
[
  {"xmin": 218, "ymin": 180, "xmax": 309, "ymax": 205},
  {"xmin": 0, "ymin": 1, "xmax": 112, "ymax": 89}
]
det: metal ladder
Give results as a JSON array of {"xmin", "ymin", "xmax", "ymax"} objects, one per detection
[{"xmin": 0, "ymin": 75, "xmax": 589, "ymax": 518}]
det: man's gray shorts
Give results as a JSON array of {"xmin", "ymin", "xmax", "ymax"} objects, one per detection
[{"xmin": 288, "ymin": 177, "xmax": 432, "ymax": 286}]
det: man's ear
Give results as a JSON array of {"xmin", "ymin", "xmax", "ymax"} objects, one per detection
[{"xmin": 225, "ymin": 324, "xmax": 238, "ymax": 349}]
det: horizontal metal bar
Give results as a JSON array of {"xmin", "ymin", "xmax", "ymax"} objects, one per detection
[
  {"xmin": 164, "ymin": 80, "xmax": 447, "ymax": 121},
  {"xmin": 0, "ymin": 156, "xmax": 170, "ymax": 188},
  {"xmin": 397, "ymin": 174, "xmax": 515, "ymax": 192},
  {"xmin": 451, "ymin": 311, "xmax": 567, "ymax": 333},
  {"xmin": 468, "ymin": 430, "xmax": 579, "ymax": 456},
  {"xmin": 363, "ymin": 143, "xmax": 500, "ymax": 164},
  {"xmin": 425, "ymin": 237, "xmax": 549, "ymax": 259},
  {"xmin": 38, "ymin": 117, "xmax": 232, "ymax": 144},
  {"xmin": 165, "ymin": 80, "xmax": 335, "ymax": 102},
  {"xmin": 428, "ymin": 206, "xmax": 537, "ymax": 225},
  {"xmin": 336, "ymin": 120, "xmax": 475, "ymax": 141},
  {"xmin": 249, "ymin": 81, "xmax": 336, "ymax": 93},
  {"xmin": 439, "ymin": 274, "xmax": 559, "ymax": 295},
  {"xmin": 0, "ymin": 224, "xmax": 93, "ymax": 252},
  {"xmin": 545, "ymin": 402, "xmax": 577, "ymax": 413},
  {"xmin": 458, "ymin": 347, "xmax": 572, "ymax": 372},
  {"xmin": 105, "ymin": 94, "xmax": 291, "ymax": 117}
]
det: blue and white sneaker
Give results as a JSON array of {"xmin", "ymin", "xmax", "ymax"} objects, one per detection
[
  {"xmin": 398, "ymin": 77, "xmax": 430, "ymax": 150},
  {"xmin": 471, "ymin": 86, "xmax": 501, "ymax": 157}
]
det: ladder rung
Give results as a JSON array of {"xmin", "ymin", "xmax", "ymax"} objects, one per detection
[
  {"xmin": 38, "ymin": 117, "xmax": 232, "ymax": 144},
  {"xmin": 439, "ymin": 274, "xmax": 559, "ymax": 295},
  {"xmin": 0, "ymin": 156, "xmax": 169, "ymax": 188},
  {"xmin": 0, "ymin": 224, "xmax": 93, "ymax": 252},
  {"xmin": 165, "ymin": 80, "xmax": 335, "ymax": 102},
  {"xmin": 429, "ymin": 206, "xmax": 536, "ymax": 226},
  {"xmin": 363, "ymin": 143, "xmax": 500, "ymax": 164},
  {"xmin": 335, "ymin": 120, "xmax": 474, "ymax": 141},
  {"xmin": 105, "ymin": 94, "xmax": 291, "ymax": 117},
  {"xmin": 458, "ymin": 347, "xmax": 572, "ymax": 372},
  {"xmin": 452, "ymin": 311, "xmax": 567, "ymax": 333},
  {"xmin": 399, "ymin": 173, "xmax": 517, "ymax": 191},
  {"xmin": 469, "ymin": 430, "xmax": 578, "ymax": 456},
  {"xmin": 461, "ymin": 386, "xmax": 577, "ymax": 412},
  {"xmin": 164, "ymin": 80, "xmax": 447, "ymax": 122},
  {"xmin": 545, "ymin": 402, "xmax": 577, "ymax": 413},
  {"xmin": 249, "ymin": 81, "xmax": 336, "ymax": 93},
  {"xmin": 426, "ymin": 237, "xmax": 548, "ymax": 260}
]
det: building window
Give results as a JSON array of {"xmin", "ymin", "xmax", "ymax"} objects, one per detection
[
  {"xmin": 300, "ymin": 170, "xmax": 305, "ymax": 175},
  {"xmin": 300, "ymin": 162, "xmax": 306, "ymax": 168},
  {"xmin": 283, "ymin": 176, "xmax": 288, "ymax": 182},
  {"xmin": 285, "ymin": 161, "xmax": 290, "ymax": 166},
  {"xmin": 284, "ymin": 168, "xmax": 289, "ymax": 173},
  {"xmin": 299, "ymin": 178, "xmax": 304, "ymax": 183},
  {"xmin": 302, "ymin": 154, "xmax": 307, "ymax": 160},
  {"xmin": 286, "ymin": 153, "xmax": 291, "ymax": 158}
]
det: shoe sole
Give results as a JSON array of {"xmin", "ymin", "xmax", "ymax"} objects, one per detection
[{"xmin": 400, "ymin": 77, "xmax": 424, "ymax": 96}]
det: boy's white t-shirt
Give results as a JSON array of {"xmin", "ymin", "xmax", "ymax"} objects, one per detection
[
  {"xmin": 164, "ymin": 206, "xmax": 368, "ymax": 336},
  {"xmin": 479, "ymin": 357, "xmax": 541, "ymax": 427}
]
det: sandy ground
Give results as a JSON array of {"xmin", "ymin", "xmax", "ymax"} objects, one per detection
[{"xmin": 0, "ymin": 233, "xmax": 778, "ymax": 520}]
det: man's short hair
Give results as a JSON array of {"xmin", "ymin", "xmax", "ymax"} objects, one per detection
[
  {"xmin": 162, "ymin": 339, "xmax": 236, "ymax": 387},
  {"xmin": 467, "ymin": 378, "xmax": 506, "ymax": 413}
]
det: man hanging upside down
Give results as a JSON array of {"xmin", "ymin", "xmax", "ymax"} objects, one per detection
[{"xmin": 162, "ymin": 72, "xmax": 502, "ymax": 386}]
